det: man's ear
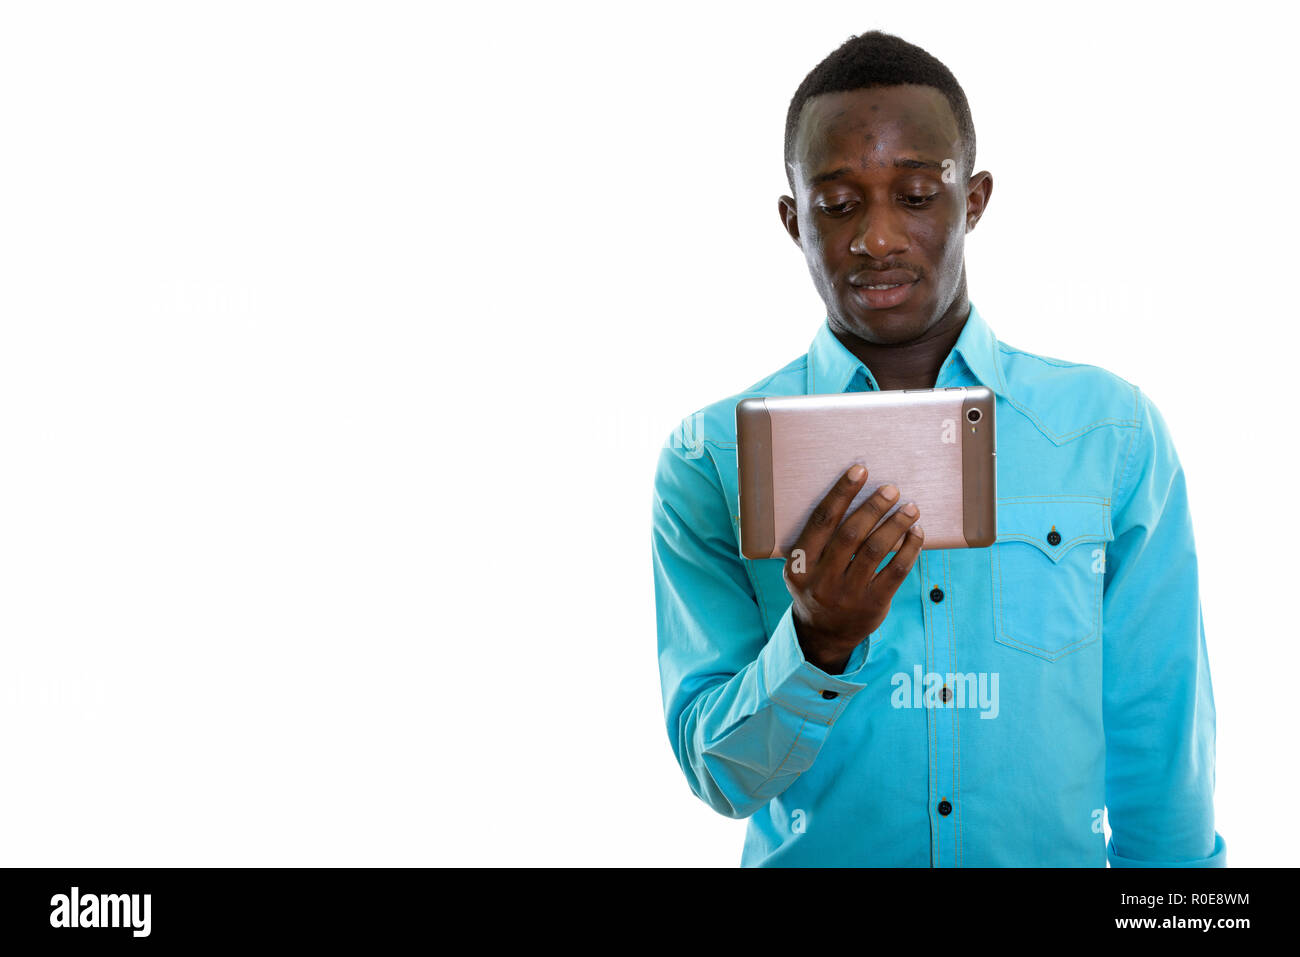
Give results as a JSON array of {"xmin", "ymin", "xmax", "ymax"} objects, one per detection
[
  {"xmin": 778, "ymin": 195, "xmax": 802, "ymax": 249},
  {"xmin": 964, "ymin": 171, "xmax": 993, "ymax": 234}
]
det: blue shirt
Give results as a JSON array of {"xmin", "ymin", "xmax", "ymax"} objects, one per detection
[{"xmin": 650, "ymin": 302, "xmax": 1225, "ymax": 867}]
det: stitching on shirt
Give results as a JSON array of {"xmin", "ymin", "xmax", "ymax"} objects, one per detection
[
  {"xmin": 995, "ymin": 497, "xmax": 1114, "ymax": 548},
  {"xmin": 709, "ymin": 429, "xmax": 778, "ymax": 635},
  {"xmin": 1006, "ymin": 348, "xmax": 1098, "ymax": 368},
  {"xmin": 984, "ymin": 350, "xmax": 1138, "ymax": 444},
  {"xmin": 993, "ymin": 344, "xmax": 1141, "ymax": 435},
  {"xmin": 998, "ymin": 495, "xmax": 1109, "ymax": 503},
  {"xmin": 993, "ymin": 537, "xmax": 1102, "ymax": 658},
  {"xmin": 994, "ymin": 344, "xmax": 1010, "ymax": 394},
  {"xmin": 836, "ymin": 689, "xmax": 854, "ymax": 723},
  {"xmin": 995, "ymin": 631, "xmax": 1100, "ymax": 658},
  {"xmin": 946, "ymin": 549, "xmax": 962, "ymax": 868},
  {"xmin": 826, "ymin": 690, "xmax": 851, "ymax": 725},
  {"xmin": 742, "ymin": 556, "xmax": 776, "ymax": 632},
  {"xmin": 767, "ymin": 692, "xmax": 814, "ymax": 721},
  {"xmin": 1095, "ymin": 538, "xmax": 1104, "ymax": 654},
  {"xmin": 1113, "ymin": 385, "xmax": 1144, "ymax": 507},
  {"xmin": 922, "ymin": 551, "xmax": 938, "ymax": 868},
  {"xmin": 996, "ymin": 532, "xmax": 1106, "ymax": 555},
  {"xmin": 993, "ymin": 537, "xmax": 1003, "ymax": 653},
  {"xmin": 992, "ymin": 491, "xmax": 1110, "ymax": 657},
  {"xmin": 770, "ymin": 680, "xmax": 851, "ymax": 725},
  {"xmin": 770, "ymin": 681, "xmax": 845, "ymax": 723},
  {"xmin": 994, "ymin": 543, "xmax": 1100, "ymax": 657},
  {"xmin": 999, "ymin": 633, "xmax": 1101, "ymax": 660},
  {"xmin": 1002, "ymin": 404, "xmax": 1139, "ymax": 444},
  {"xmin": 756, "ymin": 716, "xmax": 808, "ymax": 790},
  {"xmin": 697, "ymin": 442, "xmax": 774, "ymax": 633},
  {"xmin": 993, "ymin": 530, "xmax": 1107, "ymax": 546}
]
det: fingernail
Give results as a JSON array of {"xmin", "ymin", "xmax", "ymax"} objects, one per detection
[
  {"xmin": 880, "ymin": 484, "xmax": 898, "ymax": 499},
  {"xmin": 848, "ymin": 464, "xmax": 865, "ymax": 481},
  {"xmin": 911, "ymin": 523, "xmax": 923, "ymax": 536},
  {"xmin": 901, "ymin": 502, "xmax": 918, "ymax": 516}
]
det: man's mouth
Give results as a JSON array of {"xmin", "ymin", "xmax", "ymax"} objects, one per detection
[
  {"xmin": 849, "ymin": 275, "xmax": 919, "ymax": 308},
  {"xmin": 849, "ymin": 268, "xmax": 919, "ymax": 288}
]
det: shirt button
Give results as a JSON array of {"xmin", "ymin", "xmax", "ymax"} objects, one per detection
[
  {"xmin": 930, "ymin": 586, "xmax": 944, "ymax": 603},
  {"xmin": 940, "ymin": 686, "xmax": 952, "ymax": 703},
  {"xmin": 821, "ymin": 689, "xmax": 838, "ymax": 700},
  {"xmin": 938, "ymin": 800, "xmax": 953, "ymax": 816},
  {"xmin": 1047, "ymin": 528, "xmax": 1061, "ymax": 546}
]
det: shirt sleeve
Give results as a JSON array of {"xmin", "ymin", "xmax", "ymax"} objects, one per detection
[
  {"xmin": 650, "ymin": 422, "xmax": 884, "ymax": 820},
  {"xmin": 1102, "ymin": 387, "xmax": 1226, "ymax": 867}
]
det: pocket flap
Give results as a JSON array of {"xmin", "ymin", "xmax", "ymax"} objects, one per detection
[{"xmin": 994, "ymin": 497, "xmax": 1111, "ymax": 563}]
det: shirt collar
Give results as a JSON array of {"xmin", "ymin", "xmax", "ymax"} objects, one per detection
[{"xmin": 805, "ymin": 300, "xmax": 1007, "ymax": 397}]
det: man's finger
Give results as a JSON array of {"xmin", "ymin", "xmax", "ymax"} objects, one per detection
[
  {"xmin": 855, "ymin": 518, "xmax": 924, "ymax": 595},
  {"xmin": 820, "ymin": 482, "xmax": 901, "ymax": 578},
  {"xmin": 789, "ymin": 464, "xmax": 868, "ymax": 569}
]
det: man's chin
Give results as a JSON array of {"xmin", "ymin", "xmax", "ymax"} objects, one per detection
[{"xmin": 838, "ymin": 306, "xmax": 928, "ymax": 344}]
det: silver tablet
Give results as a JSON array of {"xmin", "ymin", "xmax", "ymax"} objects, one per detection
[{"xmin": 736, "ymin": 386, "xmax": 996, "ymax": 559}]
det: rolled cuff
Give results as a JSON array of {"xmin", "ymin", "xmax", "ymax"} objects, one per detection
[
  {"xmin": 1107, "ymin": 832, "xmax": 1227, "ymax": 868},
  {"xmin": 759, "ymin": 605, "xmax": 872, "ymax": 726}
]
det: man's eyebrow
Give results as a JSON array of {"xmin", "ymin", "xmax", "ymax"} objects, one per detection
[
  {"xmin": 808, "ymin": 166, "xmax": 853, "ymax": 187},
  {"xmin": 808, "ymin": 158, "xmax": 946, "ymax": 187},
  {"xmin": 893, "ymin": 157, "xmax": 945, "ymax": 170}
]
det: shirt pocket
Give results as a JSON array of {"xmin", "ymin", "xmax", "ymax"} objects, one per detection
[{"xmin": 991, "ymin": 497, "xmax": 1112, "ymax": 661}]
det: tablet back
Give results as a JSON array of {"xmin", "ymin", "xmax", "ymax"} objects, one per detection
[{"xmin": 736, "ymin": 387, "xmax": 996, "ymax": 559}]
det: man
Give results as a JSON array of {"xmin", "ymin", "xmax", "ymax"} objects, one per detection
[{"xmin": 650, "ymin": 30, "xmax": 1224, "ymax": 867}]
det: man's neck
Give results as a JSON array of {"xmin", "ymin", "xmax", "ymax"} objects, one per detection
[{"xmin": 829, "ymin": 293, "xmax": 970, "ymax": 392}]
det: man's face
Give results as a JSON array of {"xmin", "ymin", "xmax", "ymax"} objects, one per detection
[{"xmin": 780, "ymin": 84, "xmax": 990, "ymax": 345}]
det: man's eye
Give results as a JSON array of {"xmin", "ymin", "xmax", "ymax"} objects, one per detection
[
  {"xmin": 819, "ymin": 202, "xmax": 855, "ymax": 216},
  {"xmin": 903, "ymin": 193, "xmax": 940, "ymax": 207}
]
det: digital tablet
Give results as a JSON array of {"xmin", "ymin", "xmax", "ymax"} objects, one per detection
[{"xmin": 736, "ymin": 386, "xmax": 996, "ymax": 559}]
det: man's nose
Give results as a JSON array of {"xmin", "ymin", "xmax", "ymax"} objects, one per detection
[{"xmin": 849, "ymin": 206, "xmax": 909, "ymax": 257}]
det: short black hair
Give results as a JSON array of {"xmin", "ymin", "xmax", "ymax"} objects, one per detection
[{"xmin": 784, "ymin": 31, "xmax": 976, "ymax": 192}]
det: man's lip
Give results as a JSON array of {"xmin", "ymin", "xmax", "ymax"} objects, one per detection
[
  {"xmin": 849, "ymin": 272, "xmax": 919, "ymax": 287},
  {"xmin": 852, "ymin": 278, "xmax": 918, "ymax": 309}
]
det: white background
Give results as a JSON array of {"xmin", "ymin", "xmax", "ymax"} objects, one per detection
[{"xmin": 0, "ymin": 1, "xmax": 1294, "ymax": 866}]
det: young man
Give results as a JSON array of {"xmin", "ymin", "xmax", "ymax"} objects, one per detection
[{"xmin": 650, "ymin": 31, "xmax": 1225, "ymax": 867}]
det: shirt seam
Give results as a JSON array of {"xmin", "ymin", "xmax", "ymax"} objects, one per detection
[
  {"xmin": 754, "ymin": 716, "xmax": 809, "ymax": 791},
  {"xmin": 1113, "ymin": 384, "xmax": 1145, "ymax": 507},
  {"xmin": 947, "ymin": 548, "xmax": 962, "ymax": 868}
]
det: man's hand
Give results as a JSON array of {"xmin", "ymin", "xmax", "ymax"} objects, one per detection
[{"xmin": 784, "ymin": 464, "xmax": 924, "ymax": 673}]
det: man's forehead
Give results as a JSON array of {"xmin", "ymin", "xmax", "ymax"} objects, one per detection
[{"xmin": 792, "ymin": 85, "xmax": 960, "ymax": 176}]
